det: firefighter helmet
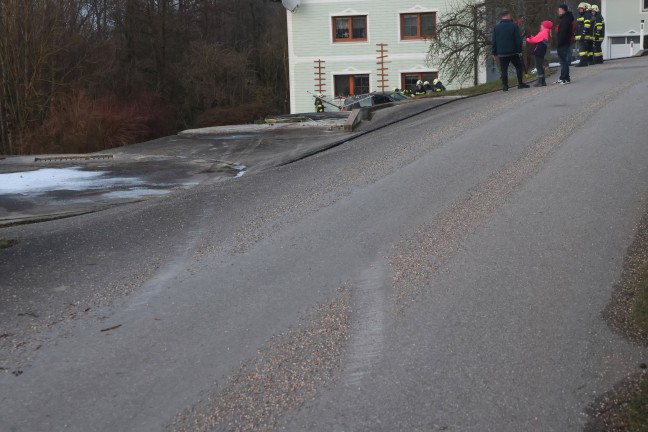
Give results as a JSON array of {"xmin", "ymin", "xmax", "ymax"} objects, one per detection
[
  {"xmin": 578, "ymin": 2, "xmax": 590, "ymax": 9},
  {"xmin": 433, "ymin": 78, "xmax": 439, "ymax": 85},
  {"xmin": 590, "ymin": 4, "xmax": 599, "ymax": 12},
  {"xmin": 416, "ymin": 80, "xmax": 423, "ymax": 86}
]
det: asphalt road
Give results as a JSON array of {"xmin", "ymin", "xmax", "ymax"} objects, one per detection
[{"xmin": 2, "ymin": 57, "xmax": 648, "ymax": 432}]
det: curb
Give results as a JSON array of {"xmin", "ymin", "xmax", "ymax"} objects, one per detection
[{"xmin": 280, "ymin": 95, "xmax": 477, "ymax": 166}]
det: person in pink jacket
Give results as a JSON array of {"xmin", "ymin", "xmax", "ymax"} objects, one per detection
[{"xmin": 526, "ymin": 21, "xmax": 553, "ymax": 86}]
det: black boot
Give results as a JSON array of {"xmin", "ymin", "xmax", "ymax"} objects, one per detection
[
  {"xmin": 516, "ymin": 69, "xmax": 529, "ymax": 88},
  {"xmin": 534, "ymin": 76, "xmax": 546, "ymax": 87}
]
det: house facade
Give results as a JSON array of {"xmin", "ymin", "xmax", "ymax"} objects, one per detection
[
  {"xmin": 602, "ymin": 0, "xmax": 648, "ymax": 59},
  {"xmin": 284, "ymin": 0, "xmax": 476, "ymax": 114}
]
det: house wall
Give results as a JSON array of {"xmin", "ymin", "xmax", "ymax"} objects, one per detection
[
  {"xmin": 601, "ymin": 0, "xmax": 648, "ymax": 59},
  {"xmin": 286, "ymin": 0, "xmax": 457, "ymax": 113}
]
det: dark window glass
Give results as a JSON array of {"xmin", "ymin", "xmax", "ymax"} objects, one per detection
[
  {"xmin": 421, "ymin": 72, "xmax": 438, "ymax": 83},
  {"xmin": 336, "ymin": 18, "xmax": 349, "ymax": 39},
  {"xmin": 354, "ymin": 75, "xmax": 370, "ymax": 95},
  {"xmin": 421, "ymin": 13, "xmax": 436, "ymax": 37},
  {"xmin": 403, "ymin": 15, "xmax": 418, "ymax": 37},
  {"xmin": 352, "ymin": 16, "xmax": 367, "ymax": 39},
  {"xmin": 403, "ymin": 74, "xmax": 419, "ymax": 91},
  {"xmin": 334, "ymin": 75, "xmax": 351, "ymax": 97}
]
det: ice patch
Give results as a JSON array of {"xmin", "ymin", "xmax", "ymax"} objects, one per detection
[
  {"xmin": 101, "ymin": 188, "xmax": 171, "ymax": 199},
  {"xmin": 234, "ymin": 165, "xmax": 246, "ymax": 178},
  {"xmin": 0, "ymin": 167, "xmax": 143, "ymax": 195},
  {"xmin": 198, "ymin": 133, "xmax": 258, "ymax": 140}
]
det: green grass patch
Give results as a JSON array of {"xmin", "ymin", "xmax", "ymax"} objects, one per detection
[
  {"xmin": 622, "ymin": 374, "xmax": 648, "ymax": 432},
  {"xmin": 631, "ymin": 261, "xmax": 648, "ymax": 335},
  {"xmin": 0, "ymin": 239, "xmax": 18, "ymax": 249},
  {"xmin": 441, "ymin": 80, "xmax": 509, "ymax": 97},
  {"xmin": 420, "ymin": 68, "xmax": 558, "ymax": 98},
  {"xmin": 606, "ymin": 252, "xmax": 648, "ymax": 430},
  {"xmin": 587, "ymin": 214, "xmax": 648, "ymax": 430},
  {"xmin": 422, "ymin": 76, "xmax": 525, "ymax": 98}
]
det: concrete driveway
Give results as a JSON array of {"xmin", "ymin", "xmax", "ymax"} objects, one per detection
[{"xmin": 1, "ymin": 57, "xmax": 647, "ymax": 432}]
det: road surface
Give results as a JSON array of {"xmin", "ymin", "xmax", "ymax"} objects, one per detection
[{"xmin": 1, "ymin": 57, "xmax": 648, "ymax": 432}]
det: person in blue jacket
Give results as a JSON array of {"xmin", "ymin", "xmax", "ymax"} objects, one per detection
[{"xmin": 492, "ymin": 11, "xmax": 530, "ymax": 91}]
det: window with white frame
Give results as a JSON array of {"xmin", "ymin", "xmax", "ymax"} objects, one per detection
[{"xmin": 643, "ymin": 0, "xmax": 648, "ymax": 12}]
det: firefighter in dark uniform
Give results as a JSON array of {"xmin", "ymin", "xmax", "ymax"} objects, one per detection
[
  {"xmin": 314, "ymin": 93, "xmax": 325, "ymax": 112},
  {"xmin": 591, "ymin": 5, "xmax": 605, "ymax": 64},
  {"xmin": 413, "ymin": 80, "xmax": 426, "ymax": 96},
  {"xmin": 575, "ymin": 2, "xmax": 592, "ymax": 67}
]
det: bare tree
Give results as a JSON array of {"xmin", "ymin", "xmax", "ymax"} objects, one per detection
[
  {"xmin": 427, "ymin": 0, "xmax": 567, "ymax": 87},
  {"xmin": 427, "ymin": 1, "xmax": 491, "ymax": 86},
  {"xmin": 0, "ymin": 0, "xmax": 94, "ymax": 153},
  {"xmin": 0, "ymin": 0, "xmax": 289, "ymax": 155}
]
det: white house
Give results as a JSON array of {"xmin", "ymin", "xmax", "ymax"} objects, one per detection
[
  {"xmin": 280, "ymin": 0, "xmax": 482, "ymax": 114},
  {"xmin": 601, "ymin": 0, "xmax": 647, "ymax": 59}
]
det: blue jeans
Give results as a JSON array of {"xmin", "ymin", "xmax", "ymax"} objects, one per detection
[{"xmin": 557, "ymin": 44, "xmax": 572, "ymax": 81}]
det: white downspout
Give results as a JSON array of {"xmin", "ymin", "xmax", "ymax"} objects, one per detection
[
  {"xmin": 601, "ymin": 0, "xmax": 607, "ymax": 59},
  {"xmin": 286, "ymin": 10, "xmax": 297, "ymax": 114}
]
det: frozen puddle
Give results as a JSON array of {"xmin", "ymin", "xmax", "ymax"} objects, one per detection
[
  {"xmin": 101, "ymin": 188, "xmax": 171, "ymax": 199},
  {"xmin": 0, "ymin": 167, "xmax": 175, "ymax": 201},
  {"xmin": 198, "ymin": 133, "xmax": 259, "ymax": 141},
  {"xmin": 0, "ymin": 168, "xmax": 139, "ymax": 194},
  {"xmin": 235, "ymin": 165, "xmax": 246, "ymax": 178}
]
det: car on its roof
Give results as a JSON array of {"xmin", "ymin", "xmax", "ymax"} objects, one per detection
[{"xmin": 342, "ymin": 91, "xmax": 410, "ymax": 111}]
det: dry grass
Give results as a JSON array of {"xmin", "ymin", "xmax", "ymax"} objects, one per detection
[
  {"xmin": 15, "ymin": 91, "xmax": 174, "ymax": 155},
  {"xmin": 193, "ymin": 100, "xmax": 281, "ymax": 128},
  {"xmin": 0, "ymin": 239, "xmax": 18, "ymax": 249}
]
